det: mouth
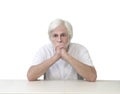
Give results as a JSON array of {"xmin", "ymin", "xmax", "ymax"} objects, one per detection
[{"xmin": 56, "ymin": 42, "xmax": 70, "ymax": 48}]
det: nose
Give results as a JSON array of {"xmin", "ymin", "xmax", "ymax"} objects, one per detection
[{"xmin": 57, "ymin": 36, "xmax": 62, "ymax": 43}]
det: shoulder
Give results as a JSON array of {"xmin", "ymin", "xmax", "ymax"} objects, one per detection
[
  {"xmin": 34, "ymin": 43, "xmax": 54, "ymax": 56},
  {"xmin": 33, "ymin": 43, "xmax": 54, "ymax": 61},
  {"xmin": 68, "ymin": 43, "xmax": 89, "ymax": 55},
  {"xmin": 39, "ymin": 43, "xmax": 54, "ymax": 51},
  {"xmin": 38, "ymin": 43, "xmax": 55, "ymax": 56},
  {"xmin": 69, "ymin": 43, "xmax": 87, "ymax": 50}
]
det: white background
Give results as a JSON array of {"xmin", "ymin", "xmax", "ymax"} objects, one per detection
[{"xmin": 0, "ymin": 0, "xmax": 120, "ymax": 80}]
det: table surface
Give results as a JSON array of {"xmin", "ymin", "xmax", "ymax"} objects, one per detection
[{"xmin": 0, "ymin": 80, "xmax": 120, "ymax": 94}]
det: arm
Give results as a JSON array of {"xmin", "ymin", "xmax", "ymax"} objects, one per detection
[
  {"xmin": 61, "ymin": 49, "xmax": 97, "ymax": 82},
  {"xmin": 27, "ymin": 54, "xmax": 60, "ymax": 81}
]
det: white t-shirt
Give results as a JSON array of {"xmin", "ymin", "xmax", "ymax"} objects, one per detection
[{"xmin": 32, "ymin": 43, "xmax": 93, "ymax": 80}]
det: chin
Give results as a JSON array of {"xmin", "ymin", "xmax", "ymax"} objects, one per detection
[{"xmin": 65, "ymin": 42, "xmax": 70, "ymax": 48}]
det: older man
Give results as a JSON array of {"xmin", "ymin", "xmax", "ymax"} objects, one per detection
[{"xmin": 27, "ymin": 19, "xmax": 97, "ymax": 82}]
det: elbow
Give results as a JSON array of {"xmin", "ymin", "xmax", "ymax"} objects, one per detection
[
  {"xmin": 27, "ymin": 75, "xmax": 34, "ymax": 81},
  {"xmin": 87, "ymin": 74, "xmax": 97, "ymax": 82},
  {"xmin": 27, "ymin": 77, "xmax": 33, "ymax": 81},
  {"xmin": 27, "ymin": 67, "xmax": 37, "ymax": 81},
  {"xmin": 27, "ymin": 73, "xmax": 38, "ymax": 81},
  {"xmin": 87, "ymin": 67, "xmax": 97, "ymax": 82},
  {"xmin": 86, "ymin": 77, "xmax": 96, "ymax": 82},
  {"xmin": 88, "ymin": 77, "xmax": 97, "ymax": 82},
  {"xmin": 27, "ymin": 73, "xmax": 36, "ymax": 81}
]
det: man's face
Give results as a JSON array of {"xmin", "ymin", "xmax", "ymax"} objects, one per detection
[{"xmin": 50, "ymin": 25, "xmax": 69, "ymax": 48}]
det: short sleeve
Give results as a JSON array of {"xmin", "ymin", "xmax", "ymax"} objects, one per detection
[
  {"xmin": 68, "ymin": 43, "xmax": 93, "ymax": 67},
  {"xmin": 32, "ymin": 47, "xmax": 46, "ymax": 65},
  {"xmin": 79, "ymin": 47, "xmax": 93, "ymax": 66}
]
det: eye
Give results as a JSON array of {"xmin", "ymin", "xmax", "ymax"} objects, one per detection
[
  {"xmin": 53, "ymin": 34, "xmax": 58, "ymax": 37},
  {"xmin": 61, "ymin": 33, "xmax": 67, "ymax": 37}
]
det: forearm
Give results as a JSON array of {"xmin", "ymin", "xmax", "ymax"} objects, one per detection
[
  {"xmin": 63, "ymin": 54, "xmax": 97, "ymax": 82},
  {"xmin": 27, "ymin": 55, "xmax": 60, "ymax": 81}
]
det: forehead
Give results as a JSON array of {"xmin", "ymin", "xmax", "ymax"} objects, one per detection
[{"xmin": 52, "ymin": 25, "xmax": 68, "ymax": 34}]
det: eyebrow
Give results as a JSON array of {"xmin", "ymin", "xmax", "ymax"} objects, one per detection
[{"xmin": 52, "ymin": 32, "xmax": 68, "ymax": 34}]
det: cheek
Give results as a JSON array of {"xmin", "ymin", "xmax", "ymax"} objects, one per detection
[
  {"xmin": 51, "ymin": 38, "xmax": 57, "ymax": 43},
  {"xmin": 64, "ymin": 37, "xmax": 69, "ymax": 43},
  {"xmin": 50, "ymin": 38, "xmax": 57, "ymax": 46}
]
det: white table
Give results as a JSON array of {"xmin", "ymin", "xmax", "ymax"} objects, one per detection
[{"xmin": 0, "ymin": 80, "xmax": 120, "ymax": 94}]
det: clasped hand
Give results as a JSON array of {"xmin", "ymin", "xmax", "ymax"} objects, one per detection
[{"xmin": 55, "ymin": 44, "xmax": 68, "ymax": 59}]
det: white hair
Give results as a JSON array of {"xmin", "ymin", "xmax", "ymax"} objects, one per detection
[{"xmin": 48, "ymin": 19, "xmax": 73, "ymax": 40}]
